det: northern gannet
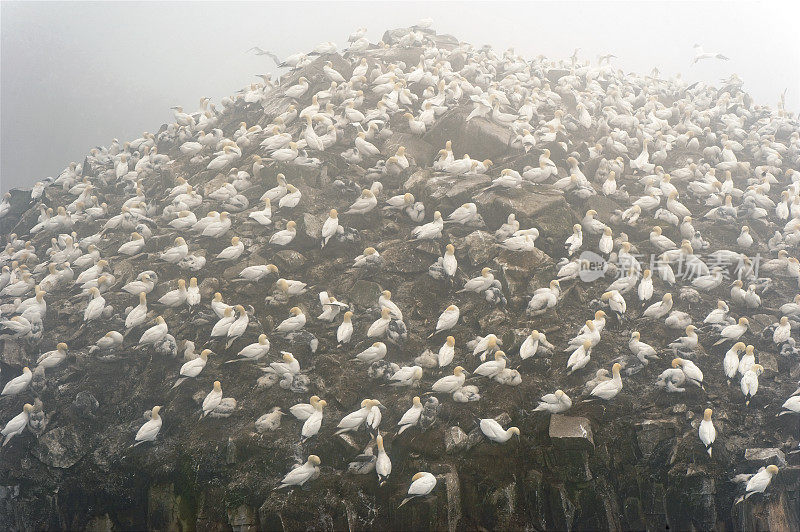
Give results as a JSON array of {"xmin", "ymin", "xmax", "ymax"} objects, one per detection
[
  {"xmin": 520, "ymin": 330, "xmax": 554, "ymax": 359},
  {"xmin": 354, "ymin": 341, "xmax": 387, "ymax": 363},
  {"xmin": 397, "ymin": 396, "xmax": 423, "ymax": 434},
  {"xmin": 217, "ymin": 237, "xmax": 244, "ymax": 261},
  {"xmin": 36, "ymin": 342, "xmax": 68, "ymax": 369},
  {"xmin": 337, "ymin": 311, "xmax": 353, "ymax": 345},
  {"xmin": 398, "ymin": 472, "xmax": 437, "ymax": 507},
  {"xmin": 527, "ymin": 280, "xmax": 560, "ymax": 316},
  {"xmin": 1, "ymin": 403, "xmax": 33, "ymax": 446},
  {"xmin": 777, "ymin": 395, "xmax": 800, "ymax": 416},
  {"xmin": 534, "ymin": 389, "xmax": 572, "ymax": 413},
  {"xmin": 367, "ymin": 309, "xmax": 392, "ymax": 338},
  {"xmin": 201, "ymin": 381, "xmax": 223, "ymax": 418},
  {"xmin": 301, "ymin": 399, "xmax": 326, "ymax": 441},
  {"xmin": 336, "ymin": 399, "xmax": 378, "ymax": 434},
  {"xmin": 459, "ymin": 267, "xmax": 495, "ymax": 294},
  {"xmin": 158, "ymin": 279, "xmax": 187, "ymax": 307},
  {"xmin": 375, "ymin": 434, "xmax": 392, "ymax": 485},
  {"xmin": 691, "ymin": 44, "xmax": 729, "ymax": 64},
  {"xmin": 239, "ymin": 263, "xmax": 279, "ymax": 282},
  {"xmin": 134, "ymin": 406, "xmax": 163, "ymax": 445},
  {"xmin": 276, "ymin": 455, "xmax": 321, "ymax": 489},
  {"xmin": 139, "ymin": 316, "xmax": 168, "ymax": 346},
  {"xmin": 172, "ymin": 349, "xmax": 212, "ymax": 388},
  {"xmin": 429, "ymin": 304, "xmax": 459, "ymax": 337},
  {"xmin": 290, "ymin": 396, "xmax": 320, "ymax": 421},
  {"xmin": 474, "ymin": 351, "xmax": 508, "ymax": 378},
  {"xmin": 672, "ymin": 357, "xmax": 704, "ymax": 388},
  {"xmin": 741, "ymin": 364, "xmax": 763, "ymax": 406},
  {"xmin": 479, "ymin": 418, "xmax": 520, "ymax": 443},
  {"xmin": 714, "ymin": 317, "xmax": 749, "ymax": 345},
  {"xmin": 431, "ymin": 366, "xmax": 467, "ymax": 394},
  {"xmin": 411, "ymin": 211, "xmax": 444, "ymax": 240},
  {"xmin": 378, "ymin": 290, "xmax": 402, "ymax": 320},
  {"xmin": 255, "ymin": 407, "xmax": 284, "ymax": 433},
  {"xmin": 587, "ymin": 363, "xmax": 623, "ymax": 400},
  {"xmin": 345, "ymin": 189, "xmax": 377, "ymax": 215},
  {"xmin": 735, "ymin": 465, "xmax": 778, "ymax": 504},
  {"xmin": 275, "ymin": 307, "xmax": 306, "ymax": 334},
  {"xmin": 389, "ymin": 365, "xmax": 423, "ymax": 387},
  {"xmin": 698, "ymin": 408, "xmax": 716, "ymax": 457}
]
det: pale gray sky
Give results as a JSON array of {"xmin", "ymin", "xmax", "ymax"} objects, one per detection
[{"xmin": 2, "ymin": 1, "xmax": 798, "ymax": 192}]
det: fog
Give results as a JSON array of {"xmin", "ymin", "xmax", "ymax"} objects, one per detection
[{"xmin": 2, "ymin": 1, "xmax": 798, "ymax": 192}]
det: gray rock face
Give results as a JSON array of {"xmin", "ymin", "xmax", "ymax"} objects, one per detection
[
  {"xmin": 444, "ymin": 426, "xmax": 468, "ymax": 453},
  {"xmin": 548, "ymin": 414, "xmax": 594, "ymax": 450},
  {"xmin": 423, "ymin": 107, "xmax": 515, "ymax": 163},
  {"xmin": 635, "ymin": 419, "xmax": 678, "ymax": 458},
  {"xmin": 0, "ymin": 339, "xmax": 26, "ymax": 366},
  {"xmin": 349, "ymin": 279, "xmax": 382, "ymax": 309},
  {"xmin": 32, "ymin": 426, "xmax": 87, "ymax": 468},
  {"xmin": 744, "ymin": 448, "xmax": 787, "ymax": 467}
]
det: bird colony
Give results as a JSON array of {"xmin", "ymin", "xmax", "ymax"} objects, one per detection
[{"xmin": 1, "ymin": 21, "xmax": 799, "ymax": 529}]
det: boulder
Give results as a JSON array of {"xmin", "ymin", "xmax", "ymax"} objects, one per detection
[
  {"xmin": 1, "ymin": 339, "xmax": 27, "ymax": 366},
  {"xmin": 350, "ymin": 280, "xmax": 382, "ymax": 309},
  {"xmin": 548, "ymin": 414, "xmax": 594, "ymax": 451},
  {"xmin": 452, "ymin": 230, "xmax": 497, "ymax": 266},
  {"xmin": 365, "ymin": 45, "xmax": 424, "ymax": 69},
  {"xmin": 32, "ymin": 426, "xmax": 87, "ymax": 468},
  {"xmin": 381, "ymin": 132, "xmax": 437, "ymax": 168},
  {"xmin": 301, "ymin": 212, "xmax": 323, "ymax": 240},
  {"xmin": 273, "ymin": 250, "xmax": 307, "ymax": 271},
  {"xmin": 379, "ymin": 240, "xmax": 431, "ymax": 273},
  {"xmin": 474, "ymin": 185, "xmax": 576, "ymax": 245},
  {"xmin": 444, "ymin": 426, "xmax": 469, "ymax": 453},
  {"xmin": 423, "ymin": 107, "xmax": 515, "ymax": 163},
  {"xmin": 744, "ymin": 448, "xmax": 787, "ymax": 467}
]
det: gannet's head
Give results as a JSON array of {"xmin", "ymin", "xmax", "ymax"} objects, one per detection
[{"xmin": 703, "ymin": 408, "xmax": 712, "ymax": 421}]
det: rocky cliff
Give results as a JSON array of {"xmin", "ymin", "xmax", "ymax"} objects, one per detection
[{"xmin": 1, "ymin": 25, "xmax": 799, "ymax": 531}]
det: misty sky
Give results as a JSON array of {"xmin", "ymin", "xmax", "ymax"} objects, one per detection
[{"xmin": 2, "ymin": 1, "xmax": 798, "ymax": 193}]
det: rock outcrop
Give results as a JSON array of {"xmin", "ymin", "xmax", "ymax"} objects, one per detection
[{"xmin": 1, "ymin": 24, "xmax": 799, "ymax": 532}]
